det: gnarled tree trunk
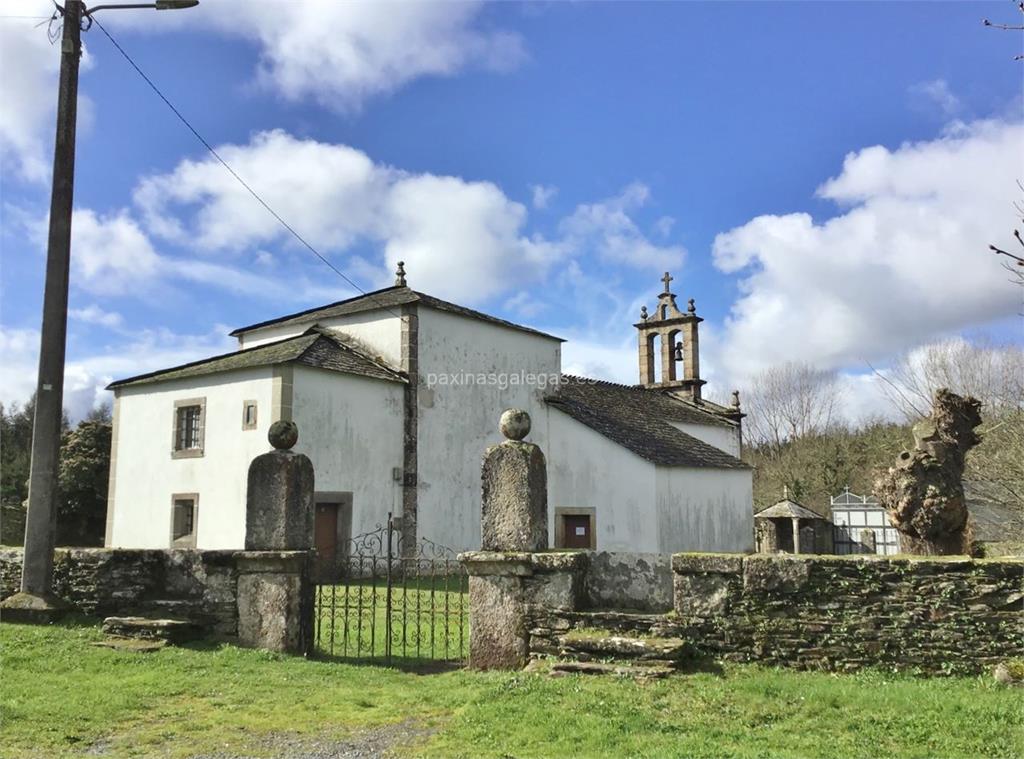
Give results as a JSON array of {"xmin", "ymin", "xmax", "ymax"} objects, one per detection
[{"xmin": 875, "ymin": 388, "xmax": 982, "ymax": 555}]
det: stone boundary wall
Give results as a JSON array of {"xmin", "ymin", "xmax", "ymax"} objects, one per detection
[
  {"xmin": 582, "ymin": 551, "xmax": 672, "ymax": 612},
  {"xmin": 672, "ymin": 553, "xmax": 1024, "ymax": 674},
  {"xmin": 1, "ymin": 503, "xmax": 27, "ymax": 546},
  {"xmin": 0, "ymin": 547, "xmax": 313, "ymax": 649}
]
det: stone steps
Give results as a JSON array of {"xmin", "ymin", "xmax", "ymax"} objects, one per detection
[
  {"xmin": 528, "ymin": 607, "xmax": 691, "ymax": 677},
  {"xmin": 101, "ymin": 616, "xmax": 203, "ymax": 644},
  {"xmin": 557, "ymin": 631, "xmax": 689, "ymax": 662},
  {"xmin": 549, "ymin": 660, "xmax": 676, "ymax": 680}
]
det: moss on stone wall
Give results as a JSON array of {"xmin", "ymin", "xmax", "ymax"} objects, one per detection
[{"xmin": 670, "ymin": 553, "xmax": 1024, "ymax": 675}]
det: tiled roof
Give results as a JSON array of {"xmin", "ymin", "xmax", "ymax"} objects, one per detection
[
  {"xmin": 544, "ymin": 376, "xmax": 748, "ymax": 469},
  {"xmin": 755, "ymin": 499, "xmax": 822, "ymax": 520},
  {"xmin": 229, "ymin": 286, "xmax": 564, "ymax": 342},
  {"xmin": 107, "ymin": 329, "xmax": 405, "ymax": 389}
]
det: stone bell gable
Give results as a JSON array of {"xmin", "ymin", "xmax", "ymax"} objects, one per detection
[{"xmin": 635, "ymin": 271, "xmax": 705, "ymax": 400}]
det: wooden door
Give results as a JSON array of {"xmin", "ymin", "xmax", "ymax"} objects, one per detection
[
  {"xmin": 315, "ymin": 503, "xmax": 339, "ymax": 581},
  {"xmin": 563, "ymin": 514, "xmax": 592, "ymax": 549}
]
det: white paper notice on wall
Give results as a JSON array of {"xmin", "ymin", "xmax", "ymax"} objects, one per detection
[{"xmin": 575, "ymin": 527, "xmax": 586, "ymax": 536}]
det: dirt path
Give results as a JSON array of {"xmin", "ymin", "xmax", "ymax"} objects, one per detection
[{"xmin": 188, "ymin": 719, "xmax": 440, "ymax": 759}]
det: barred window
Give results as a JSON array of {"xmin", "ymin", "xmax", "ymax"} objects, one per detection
[
  {"xmin": 176, "ymin": 405, "xmax": 202, "ymax": 449},
  {"xmin": 172, "ymin": 399, "xmax": 205, "ymax": 458}
]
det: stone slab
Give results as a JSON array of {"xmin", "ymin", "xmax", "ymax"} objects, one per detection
[
  {"xmin": 549, "ymin": 660, "xmax": 674, "ymax": 679},
  {"xmin": 91, "ymin": 637, "xmax": 167, "ymax": 653},
  {"xmin": 0, "ymin": 591, "xmax": 69, "ymax": 624},
  {"xmin": 101, "ymin": 616, "xmax": 202, "ymax": 643}
]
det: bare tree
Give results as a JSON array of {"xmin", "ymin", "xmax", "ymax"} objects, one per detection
[
  {"xmin": 880, "ymin": 338, "xmax": 1023, "ymax": 419},
  {"xmin": 742, "ymin": 362, "xmax": 843, "ymax": 452},
  {"xmin": 879, "ymin": 339, "xmax": 1024, "ymax": 509},
  {"xmin": 983, "ymin": 1, "xmax": 1024, "ymax": 60},
  {"xmin": 988, "ymin": 181, "xmax": 1024, "ymax": 288}
]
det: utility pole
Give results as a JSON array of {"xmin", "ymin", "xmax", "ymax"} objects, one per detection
[
  {"xmin": 1, "ymin": 0, "xmax": 199, "ymax": 624},
  {"xmin": 1, "ymin": 0, "xmax": 83, "ymax": 622}
]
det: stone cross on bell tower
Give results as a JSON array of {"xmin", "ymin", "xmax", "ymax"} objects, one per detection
[{"xmin": 635, "ymin": 272, "xmax": 705, "ymax": 400}]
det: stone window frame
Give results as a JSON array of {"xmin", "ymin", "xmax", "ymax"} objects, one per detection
[
  {"xmin": 554, "ymin": 506, "xmax": 597, "ymax": 550},
  {"xmin": 241, "ymin": 399, "xmax": 258, "ymax": 431},
  {"xmin": 170, "ymin": 492, "xmax": 199, "ymax": 548},
  {"xmin": 171, "ymin": 397, "xmax": 206, "ymax": 459}
]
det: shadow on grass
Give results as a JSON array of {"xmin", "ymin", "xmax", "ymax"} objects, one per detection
[
  {"xmin": 676, "ymin": 654, "xmax": 726, "ymax": 677},
  {"xmin": 311, "ymin": 650, "xmax": 465, "ymax": 675}
]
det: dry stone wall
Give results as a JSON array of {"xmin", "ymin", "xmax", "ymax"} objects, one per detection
[
  {"xmin": 0, "ymin": 547, "xmax": 313, "ymax": 646},
  {"xmin": 671, "ymin": 553, "xmax": 1024, "ymax": 674},
  {"xmin": 583, "ymin": 551, "xmax": 672, "ymax": 612}
]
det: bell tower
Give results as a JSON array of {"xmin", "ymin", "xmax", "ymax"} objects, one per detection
[{"xmin": 635, "ymin": 272, "xmax": 705, "ymax": 400}]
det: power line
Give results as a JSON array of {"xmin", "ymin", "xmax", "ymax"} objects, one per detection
[{"xmin": 90, "ymin": 16, "xmax": 405, "ymax": 320}]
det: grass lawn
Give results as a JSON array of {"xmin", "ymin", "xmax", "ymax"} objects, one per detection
[{"xmin": 2, "ymin": 619, "xmax": 1021, "ymax": 759}]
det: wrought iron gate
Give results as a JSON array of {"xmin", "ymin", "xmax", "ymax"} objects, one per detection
[{"xmin": 314, "ymin": 514, "xmax": 468, "ymax": 665}]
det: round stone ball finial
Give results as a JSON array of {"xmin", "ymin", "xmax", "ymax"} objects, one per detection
[
  {"xmin": 500, "ymin": 409, "xmax": 531, "ymax": 441},
  {"xmin": 268, "ymin": 420, "xmax": 299, "ymax": 450}
]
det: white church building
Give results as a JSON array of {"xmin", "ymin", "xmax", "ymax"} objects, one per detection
[{"xmin": 104, "ymin": 267, "xmax": 753, "ymax": 559}]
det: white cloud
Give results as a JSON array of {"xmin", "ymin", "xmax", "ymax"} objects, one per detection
[
  {"xmin": 711, "ymin": 118, "xmax": 1024, "ymax": 381},
  {"xmin": 382, "ymin": 173, "xmax": 559, "ymax": 302},
  {"xmin": 653, "ymin": 216, "xmax": 675, "ymax": 238},
  {"xmin": 69, "ymin": 209, "xmax": 164, "ymax": 295},
  {"xmin": 111, "ymin": 0, "xmax": 524, "ymax": 112},
  {"xmin": 134, "ymin": 129, "xmax": 563, "ymax": 305},
  {"xmin": 0, "ymin": 1, "xmax": 94, "ymax": 182},
  {"xmin": 3, "ymin": 1, "xmax": 519, "ymax": 185},
  {"xmin": 560, "ymin": 337, "xmax": 636, "ymax": 385},
  {"xmin": 504, "ymin": 290, "xmax": 548, "ymax": 319},
  {"xmin": 70, "ymin": 304, "xmax": 124, "ymax": 329},
  {"xmin": 909, "ymin": 79, "xmax": 962, "ymax": 117},
  {"xmin": 22, "ymin": 201, "xmax": 351, "ymax": 303},
  {"xmin": 560, "ymin": 183, "xmax": 685, "ymax": 271},
  {"xmin": 1, "ymin": 323, "xmax": 235, "ymax": 422},
  {"xmin": 531, "ymin": 184, "xmax": 557, "ymax": 210}
]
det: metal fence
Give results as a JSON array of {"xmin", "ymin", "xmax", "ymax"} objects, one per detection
[{"xmin": 313, "ymin": 514, "xmax": 468, "ymax": 665}]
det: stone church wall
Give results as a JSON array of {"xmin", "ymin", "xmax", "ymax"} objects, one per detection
[{"xmin": 671, "ymin": 553, "xmax": 1024, "ymax": 674}]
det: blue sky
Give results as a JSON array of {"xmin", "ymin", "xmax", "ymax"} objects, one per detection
[{"xmin": 1, "ymin": 0, "xmax": 1022, "ymax": 421}]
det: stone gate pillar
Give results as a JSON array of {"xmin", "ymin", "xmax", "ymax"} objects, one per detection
[
  {"xmin": 236, "ymin": 420, "xmax": 315, "ymax": 654},
  {"xmin": 481, "ymin": 409, "xmax": 548, "ymax": 551},
  {"xmin": 462, "ymin": 410, "xmax": 574, "ymax": 670}
]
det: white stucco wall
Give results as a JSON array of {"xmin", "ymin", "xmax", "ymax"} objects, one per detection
[
  {"xmin": 545, "ymin": 410, "xmax": 658, "ymax": 552},
  {"xmin": 108, "ymin": 368, "xmax": 275, "ymax": 549},
  {"xmin": 238, "ymin": 309, "xmax": 403, "ymax": 367},
  {"xmin": 415, "ymin": 308, "xmax": 561, "ymax": 550},
  {"xmin": 655, "ymin": 466, "xmax": 754, "ymax": 553},
  {"xmin": 670, "ymin": 421, "xmax": 741, "ymax": 457},
  {"xmin": 290, "ymin": 366, "xmax": 405, "ymax": 538}
]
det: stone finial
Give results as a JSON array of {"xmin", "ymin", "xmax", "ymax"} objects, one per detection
[
  {"xmin": 661, "ymin": 271, "xmax": 673, "ymax": 293},
  {"xmin": 731, "ymin": 390, "xmax": 741, "ymax": 409},
  {"xmin": 500, "ymin": 408, "xmax": 531, "ymax": 441},
  {"xmin": 268, "ymin": 420, "xmax": 298, "ymax": 450},
  {"xmin": 640, "ymin": 306, "xmax": 648, "ymax": 321},
  {"xmin": 783, "ymin": 484, "xmax": 789, "ymax": 500},
  {"xmin": 481, "ymin": 410, "xmax": 548, "ymax": 552},
  {"xmin": 245, "ymin": 422, "xmax": 315, "ymax": 551},
  {"xmin": 395, "ymin": 260, "xmax": 407, "ymax": 287},
  {"xmin": 687, "ymin": 298, "xmax": 696, "ymax": 314}
]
